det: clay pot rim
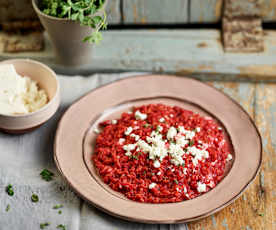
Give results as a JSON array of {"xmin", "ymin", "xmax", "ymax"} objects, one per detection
[
  {"xmin": 0, "ymin": 59, "xmax": 60, "ymax": 118},
  {"xmin": 32, "ymin": 0, "xmax": 107, "ymax": 22}
]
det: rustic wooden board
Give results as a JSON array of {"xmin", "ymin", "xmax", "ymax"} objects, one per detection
[
  {"xmin": 2, "ymin": 29, "xmax": 276, "ymax": 80},
  {"xmin": 122, "ymin": 0, "xmax": 188, "ymax": 24},
  {"xmin": 255, "ymin": 83, "xmax": 276, "ymax": 229},
  {"xmin": 106, "ymin": 0, "xmax": 121, "ymax": 24},
  {"xmin": 190, "ymin": 0, "xmax": 223, "ymax": 23}
]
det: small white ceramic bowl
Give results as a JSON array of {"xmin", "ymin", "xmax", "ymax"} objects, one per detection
[{"xmin": 0, "ymin": 59, "xmax": 60, "ymax": 134}]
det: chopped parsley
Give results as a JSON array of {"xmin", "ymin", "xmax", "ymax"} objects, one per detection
[
  {"xmin": 132, "ymin": 155, "xmax": 139, "ymax": 160},
  {"xmin": 40, "ymin": 169, "xmax": 54, "ymax": 181},
  {"xmin": 189, "ymin": 140, "xmax": 195, "ymax": 146},
  {"xmin": 57, "ymin": 224, "xmax": 66, "ymax": 230},
  {"xmin": 53, "ymin": 204, "xmax": 63, "ymax": 209},
  {"xmin": 143, "ymin": 123, "xmax": 150, "ymax": 128},
  {"xmin": 259, "ymin": 213, "xmax": 264, "ymax": 217},
  {"xmin": 5, "ymin": 204, "xmax": 10, "ymax": 212},
  {"xmin": 40, "ymin": 222, "xmax": 50, "ymax": 229},
  {"xmin": 31, "ymin": 194, "xmax": 39, "ymax": 203},
  {"xmin": 174, "ymin": 179, "xmax": 179, "ymax": 185},
  {"xmin": 6, "ymin": 184, "xmax": 14, "ymax": 196}
]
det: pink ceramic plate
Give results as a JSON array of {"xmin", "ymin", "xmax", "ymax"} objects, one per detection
[{"xmin": 54, "ymin": 75, "xmax": 262, "ymax": 223}]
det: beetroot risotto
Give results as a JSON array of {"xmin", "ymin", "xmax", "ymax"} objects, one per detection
[{"xmin": 93, "ymin": 104, "xmax": 233, "ymax": 203}]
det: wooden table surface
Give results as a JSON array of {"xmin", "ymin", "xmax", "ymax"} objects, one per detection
[{"xmin": 0, "ymin": 73, "xmax": 274, "ymax": 230}]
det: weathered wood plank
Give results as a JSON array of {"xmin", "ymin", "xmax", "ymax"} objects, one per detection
[
  {"xmin": 224, "ymin": 0, "xmax": 263, "ymax": 18},
  {"xmin": 0, "ymin": 0, "xmax": 38, "ymax": 22},
  {"xmin": 190, "ymin": 0, "xmax": 276, "ymax": 23},
  {"xmin": 187, "ymin": 82, "xmax": 268, "ymax": 230},
  {"xmin": 122, "ymin": 0, "xmax": 188, "ymax": 24},
  {"xmin": 1, "ymin": 29, "xmax": 276, "ymax": 80},
  {"xmin": 106, "ymin": 0, "xmax": 121, "ymax": 24},
  {"xmin": 254, "ymin": 83, "xmax": 276, "ymax": 230},
  {"xmin": 263, "ymin": 0, "xmax": 276, "ymax": 22},
  {"xmin": 190, "ymin": 0, "xmax": 223, "ymax": 23},
  {"xmin": 222, "ymin": 17, "xmax": 263, "ymax": 53}
]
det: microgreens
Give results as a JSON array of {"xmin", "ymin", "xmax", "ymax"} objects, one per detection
[
  {"xmin": 53, "ymin": 204, "xmax": 64, "ymax": 209},
  {"xmin": 31, "ymin": 194, "xmax": 39, "ymax": 203},
  {"xmin": 57, "ymin": 224, "xmax": 66, "ymax": 230},
  {"xmin": 40, "ymin": 223, "xmax": 50, "ymax": 229},
  {"xmin": 6, "ymin": 184, "xmax": 14, "ymax": 196},
  {"xmin": 40, "ymin": 169, "xmax": 55, "ymax": 181},
  {"xmin": 6, "ymin": 204, "xmax": 10, "ymax": 212},
  {"xmin": 189, "ymin": 140, "xmax": 195, "ymax": 146},
  {"xmin": 40, "ymin": 0, "xmax": 107, "ymax": 44}
]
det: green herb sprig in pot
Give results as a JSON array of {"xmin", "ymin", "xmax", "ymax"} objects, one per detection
[
  {"xmin": 32, "ymin": 0, "xmax": 108, "ymax": 66},
  {"xmin": 40, "ymin": 0, "xmax": 107, "ymax": 44}
]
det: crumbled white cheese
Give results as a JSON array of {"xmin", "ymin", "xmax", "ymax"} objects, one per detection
[
  {"xmin": 196, "ymin": 127, "xmax": 201, "ymax": 132},
  {"xmin": 169, "ymin": 143, "xmax": 185, "ymax": 166},
  {"xmin": 130, "ymin": 133, "xmax": 140, "ymax": 141},
  {"xmin": 183, "ymin": 168, "xmax": 188, "ymax": 175},
  {"xmin": 123, "ymin": 144, "xmax": 136, "ymax": 156},
  {"xmin": 157, "ymin": 171, "xmax": 161, "ymax": 176},
  {"xmin": 137, "ymin": 140, "xmax": 152, "ymax": 153},
  {"xmin": 178, "ymin": 126, "xmax": 195, "ymax": 140},
  {"xmin": 218, "ymin": 127, "xmax": 222, "ymax": 130},
  {"xmin": 176, "ymin": 135, "xmax": 189, "ymax": 147},
  {"xmin": 159, "ymin": 117, "xmax": 165, "ymax": 123},
  {"xmin": 0, "ymin": 64, "xmax": 48, "ymax": 115},
  {"xmin": 149, "ymin": 183, "xmax": 157, "ymax": 189},
  {"xmin": 188, "ymin": 146, "xmax": 209, "ymax": 166},
  {"xmin": 133, "ymin": 126, "xmax": 140, "ymax": 130},
  {"xmin": 226, "ymin": 154, "xmax": 233, "ymax": 161},
  {"xmin": 197, "ymin": 182, "xmax": 207, "ymax": 193},
  {"xmin": 127, "ymin": 111, "xmax": 132, "ymax": 114},
  {"xmin": 167, "ymin": 127, "xmax": 177, "ymax": 140},
  {"xmin": 118, "ymin": 138, "xmax": 125, "ymax": 145},
  {"xmin": 135, "ymin": 110, "xmax": 147, "ymax": 120},
  {"xmin": 94, "ymin": 128, "xmax": 100, "ymax": 134},
  {"xmin": 146, "ymin": 131, "xmax": 168, "ymax": 161},
  {"xmin": 153, "ymin": 160, "xmax": 161, "ymax": 168},
  {"xmin": 124, "ymin": 127, "xmax": 133, "ymax": 136},
  {"xmin": 112, "ymin": 119, "xmax": 117, "ymax": 124},
  {"xmin": 170, "ymin": 114, "xmax": 174, "ymax": 118}
]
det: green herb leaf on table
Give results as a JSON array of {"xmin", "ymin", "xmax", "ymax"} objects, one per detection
[
  {"xmin": 6, "ymin": 184, "xmax": 14, "ymax": 196},
  {"xmin": 57, "ymin": 224, "xmax": 66, "ymax": 230},
  {"xmin": 58, "ymin": 210, "xmax": 62, "ymax": 214},
  {"xmin": 6, "ymin": 204, "xmax": 10, "ymax": 212},
  {"xmin": 40, "ymin": 222, "xmax": 50, "ymax": 229},
  {"xmin": 40, "ymin": 169, "xmax": 54, "ymax": 181},
  {"xmin": 40, "ymin": 0, "xmax": 107, "ymax": 44},
  {"xmin": 31, "ymin": 194, "xmax": 39, "ymax": 203},
  {"xmin": 53, "ymin": 204, "xmax": 64, "ymax": 209}
]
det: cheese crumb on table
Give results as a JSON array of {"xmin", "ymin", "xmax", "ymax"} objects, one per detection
[{"xmin": 0, "ymin": 64, "xmax": 48, "ymax": 115}]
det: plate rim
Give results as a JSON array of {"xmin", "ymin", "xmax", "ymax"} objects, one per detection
[{"xmin": 54, "ymin": 74, "xmax": 262, "ymax": 223}]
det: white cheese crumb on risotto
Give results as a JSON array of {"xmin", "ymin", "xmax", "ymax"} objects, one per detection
[{"xmin": 93, "ymin": 104, "xmax": 232, "ymax": 203}]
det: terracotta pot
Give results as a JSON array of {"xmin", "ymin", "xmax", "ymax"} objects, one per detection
[{"xmin": 32, "ymin": 0, "xmax": 107, "ymax": 66}]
